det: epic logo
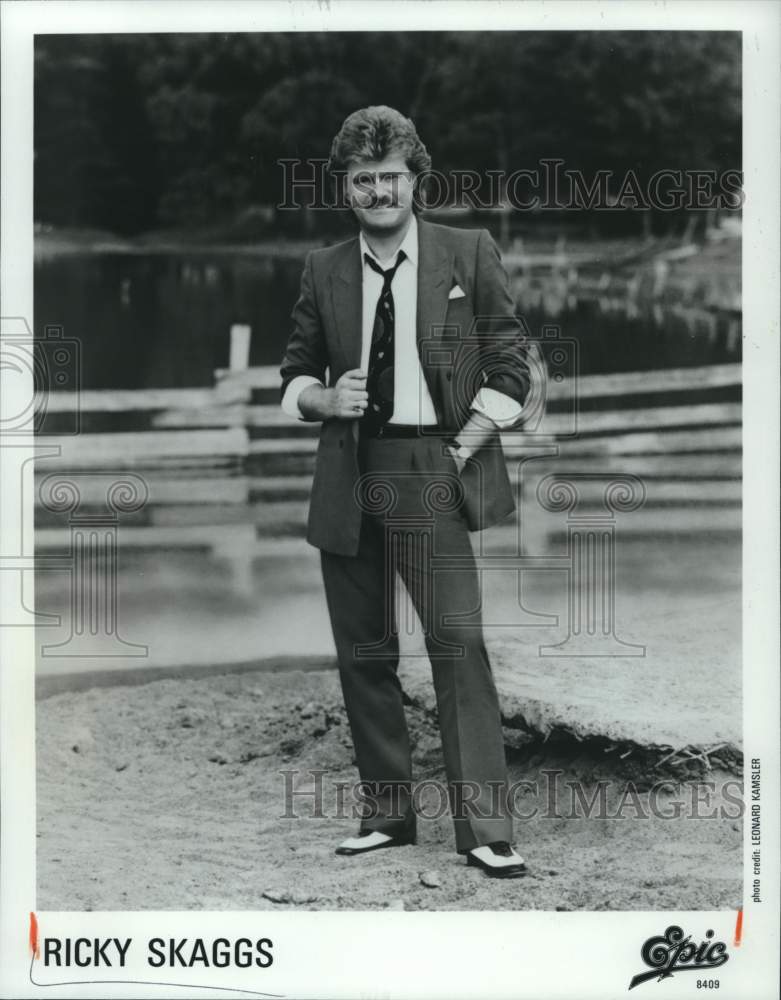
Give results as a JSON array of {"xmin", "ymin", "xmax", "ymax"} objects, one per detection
[{"xmin": 628, "ymin": 925, "xmax": 729, "ymax": 990}]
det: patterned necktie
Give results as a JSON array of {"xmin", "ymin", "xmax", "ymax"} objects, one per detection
[{"xmin": 363, "ymin": 250, "xmax": 406, "ymax": 433}]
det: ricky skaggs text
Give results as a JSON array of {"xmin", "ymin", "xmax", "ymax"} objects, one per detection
[{"xmin": 41, "ymin": 936, "xmax": 274, "ymax": 969}]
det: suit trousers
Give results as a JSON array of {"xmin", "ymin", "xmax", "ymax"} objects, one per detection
[{"xmin": 319, "ymin": 431, "xmax": 512, "ymax": 853}]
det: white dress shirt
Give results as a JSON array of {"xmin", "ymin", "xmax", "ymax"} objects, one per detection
[{"xmin": 282, "ymin": 215, "xmax": 522, "ymax": 428}]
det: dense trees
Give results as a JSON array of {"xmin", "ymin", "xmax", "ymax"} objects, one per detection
[{"xmin": 34, "ymin": 31, "xmax": 740, "ymax": 236}]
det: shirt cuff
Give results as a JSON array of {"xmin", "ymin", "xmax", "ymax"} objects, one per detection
[
  {"xmin": 470, "ymin": 387, "xmax": 523, "ymax": 429},
  {"xmin": 281, "ymin": 375, "xmax": 324, "ymax": 420}
]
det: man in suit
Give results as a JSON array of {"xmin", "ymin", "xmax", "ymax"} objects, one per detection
[{"xmin": 280, "ymin": 106, "xmax": 529, "ymax": 877}]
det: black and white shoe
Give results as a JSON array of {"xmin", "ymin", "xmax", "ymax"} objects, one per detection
[
  {"xmin": 335, "ymin": 830, "xmax": 416, "ymax": 856},
  {"xmin": 466, "ymin": 841, "xmax": 527, "ymax": 878}
]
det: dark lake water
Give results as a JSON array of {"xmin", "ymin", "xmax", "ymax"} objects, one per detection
[{"xmin": 34, "ymin": 250, "xmax": 741, "ymax": 390}]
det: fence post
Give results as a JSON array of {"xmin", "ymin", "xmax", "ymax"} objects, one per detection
[{"xmin": 229, "ymin": 324, "xmax": 252, "ymax": 372}]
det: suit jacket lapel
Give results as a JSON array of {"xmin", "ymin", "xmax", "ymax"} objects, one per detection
[
  {"xmin": 416, "ymin": 220, "xmax": 453, "ymax": 410},
  {"xmin": 328, "ymin": 222, "xmax": 453, "ymax": 416},
  {"xmin": 330, "ymin": 238, "xmax": 363, "ymax": 370}
]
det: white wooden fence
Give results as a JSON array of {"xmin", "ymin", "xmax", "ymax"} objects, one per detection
[{"xmin": 35, "ymin": 326, "xmax": 741, "ymax": 561}]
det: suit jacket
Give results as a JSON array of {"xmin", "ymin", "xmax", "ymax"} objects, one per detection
[{"xmin": 280, "ymin": 218, "xmax": 530, "ymax": 556}]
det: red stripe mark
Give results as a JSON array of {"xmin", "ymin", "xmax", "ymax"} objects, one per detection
[
  {"xmin": 29, "ymin": 912, "xmax": 40, "ymax": 959},
  {"xmin": 734, "ymin": 907, "xmax": 743, "ymax": 946}
]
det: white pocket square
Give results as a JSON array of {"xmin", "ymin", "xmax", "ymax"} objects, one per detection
[{"xmin": 448, "ymin": 284, "xmax": 466, "ymax": 300}]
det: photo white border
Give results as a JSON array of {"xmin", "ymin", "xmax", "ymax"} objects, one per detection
[{"xmin": 2, "ymin": 2, "xmax": 778, "ymax": 997}]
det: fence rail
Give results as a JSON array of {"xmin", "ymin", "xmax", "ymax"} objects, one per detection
[{"xmin": 35, "ymin": 326, "xmax": 741, "ymax": 563}]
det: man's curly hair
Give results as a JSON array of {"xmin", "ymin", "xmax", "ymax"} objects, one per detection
[{"xmin": 327, "ymin": 105, "xmax": 432, "ymax": 210}]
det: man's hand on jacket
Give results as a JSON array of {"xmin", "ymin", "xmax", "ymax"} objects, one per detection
[{"xmin": 298, "ymin": 368, "xmax": 368, "ymax": 421}]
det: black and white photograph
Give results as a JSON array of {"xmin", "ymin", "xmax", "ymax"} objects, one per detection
[{"xmin": 1, "ymin": 2, "xmax": 779, "ymax": 998}]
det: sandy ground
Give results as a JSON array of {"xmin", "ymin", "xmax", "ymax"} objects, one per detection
[{"xmin": 37, "ymin": 668, "xmax": 742, "ymax": 913}]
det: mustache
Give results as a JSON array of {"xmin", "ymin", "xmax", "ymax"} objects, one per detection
[{"xmin": 353, "ymin": 193, "xmax": 400, "ymax": 209}]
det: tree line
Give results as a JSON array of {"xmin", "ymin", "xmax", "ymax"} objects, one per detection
[{"xmin": 34, "ymin": 31, "xmax": 741, "ymax": 237}]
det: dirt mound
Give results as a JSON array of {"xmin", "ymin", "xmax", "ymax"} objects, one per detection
[
  {"xmin": 37, "ymin": 669, "xmax": 742, "ymax": 912},
  {"xmin": 401, "ymin": 594, "xmax": 741, "ymax": 758}
]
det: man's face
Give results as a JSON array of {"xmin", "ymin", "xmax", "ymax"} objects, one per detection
[{"xmin": 345, "ymin": 154, "xmax": 415, "ymax": 235}]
